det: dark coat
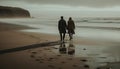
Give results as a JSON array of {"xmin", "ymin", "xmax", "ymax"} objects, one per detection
[
  {"xmin": 67, "ymin": 20, "xmax": 75, "ymax": 34},
  {"xmin": 58, "ymin": 19, "xmax": 67, "ymax": 33}
]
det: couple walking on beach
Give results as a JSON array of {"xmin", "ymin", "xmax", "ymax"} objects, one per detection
[{"xmin": 58, "ymin": 16, "xmax": 75, "ymax": 42}]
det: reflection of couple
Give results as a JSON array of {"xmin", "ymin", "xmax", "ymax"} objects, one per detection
[
  {"xmin": 59, "ymin": 41, "xmax": 75, "ymax": 55},
  {"xmin": 58, "ymin": 16, "xmax": 75, "ymax": 42}
]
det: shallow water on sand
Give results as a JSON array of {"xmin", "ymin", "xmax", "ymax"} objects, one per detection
[{"xmin": 52, "ymin": 40, "xmax": 120, "ymax": 69}]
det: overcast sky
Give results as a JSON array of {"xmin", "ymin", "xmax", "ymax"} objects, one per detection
[{"xmin": 0, "ymin": 0, "xmax": 120, "ymax": 17}]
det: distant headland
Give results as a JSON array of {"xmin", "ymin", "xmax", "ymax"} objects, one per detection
[{"xmin": 0, "ymin": 6, "xmax": 30, "ymax": 18}]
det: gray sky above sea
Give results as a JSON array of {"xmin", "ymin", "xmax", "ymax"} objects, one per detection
[{"xmin": 0, "ymin": 0, "xmax": 120, "ymax": 17}]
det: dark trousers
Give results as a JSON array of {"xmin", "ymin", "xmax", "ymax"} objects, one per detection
[
  {"xmin": 60, "ymin": 33, "xmax": 65, "ymax": 41},
  {"xmin": 69, "ymin": 33, "xmax": 73, "ymax": 40}
]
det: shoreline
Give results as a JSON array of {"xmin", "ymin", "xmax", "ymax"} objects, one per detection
[{"xmin": 0, "ymin": 21, "xmax": 119, "ymax": 50}]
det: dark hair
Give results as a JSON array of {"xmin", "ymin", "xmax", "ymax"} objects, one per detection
[
  {"xmin": 61, "ymin": 16, "xmax": 63, "ymax": 19},
  {"xmin": 69, "ymin": 17, "xmax": 72, "ymax": 20}
]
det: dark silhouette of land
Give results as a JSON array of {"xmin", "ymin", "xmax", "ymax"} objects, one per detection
[{"xmin": 0, "ymin": 6, "xmax": 30, "ymax": 18}]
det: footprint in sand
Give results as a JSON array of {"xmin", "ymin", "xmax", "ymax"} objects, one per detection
[
  {"xmin": 61, "ymin": 61, "xmax": 66, "ymax": 64},
  {"xmin": 49, "ymin": 57, "xmax": 54, "ymax": 60},
  {"xmin": 40, "ymin": 58, "xmax": 44, "ymax": 60},
  {"xmin": 35, "ymin": 59, "xmax": 40, "ymax": 61},
  {"xmin": 80, "ymin": 59, "xmax": 88, "ymax": 62},
  {"xmin": 34, "ymin": 58, "xmax": 44, "ymax": 63},
  {"xmin": 84, "ymin": 64, "xmax": 90, "ymax": 68},
  {"xmin": 47, "ymin": 59, "xmax": 52, "ymax": 61},
  {"xmin": 72, "ymin": 64, "xmax": 78, "ymax": 67},
  {"xmin": 47, "ymin": 57, "xmax": 54, "ymax": 61},
  {"xmin": 39, "ymin": 61, "xmax": 44, "ymax": 63},
  {"xmin": 31, "ymin": 51, "xmax": 37, "ymax": 54},
  {"xmin": 48, "ymin": 65, "xmax": 55, "ymax": 68},
  {"xmin": 30, "ymin": 55, "xmax": 35, "ymax": 58}
]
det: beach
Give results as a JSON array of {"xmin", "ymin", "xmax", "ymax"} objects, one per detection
[
  {"xmin": 0, "ymin": 21, "xmax": 90, "ymax": 69},
  {"xmin": 0, "ymin": 18, "xmax": 120, "ymax": 69}
]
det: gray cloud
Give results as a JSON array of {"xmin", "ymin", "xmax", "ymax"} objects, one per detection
[
  {"xmin": 0, "ymin": 0, "xmax": 120, "ymax": 8},
  {"xmin": 1, "ymin": 0, "xmax": 120, "ymax": 17}
]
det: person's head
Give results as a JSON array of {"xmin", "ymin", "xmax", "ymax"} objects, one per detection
[
  {"xmin": 69, "ymin": 17, "xmax": 72, "ymax": 20},
  {"xmin": 61, "ymin": 16, "xmax": 63, "ymax": 19}
]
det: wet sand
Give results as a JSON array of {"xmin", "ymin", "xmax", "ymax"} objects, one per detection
[
  {"xmin": 0, "ymin": 21, "xmax": 120, "ymax": 69},
  {"xmin": 0, "ymin": 22, "xmax": 89, "ymax": 69}
]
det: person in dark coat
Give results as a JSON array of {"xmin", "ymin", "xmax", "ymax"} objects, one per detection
[
  {"xmin": 67, "ymin": 17, "xmax": 75, "ymax": 40},
  {"xmin": 58, "ymin": 16, "xmax": 67, "ymax": 42}
]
